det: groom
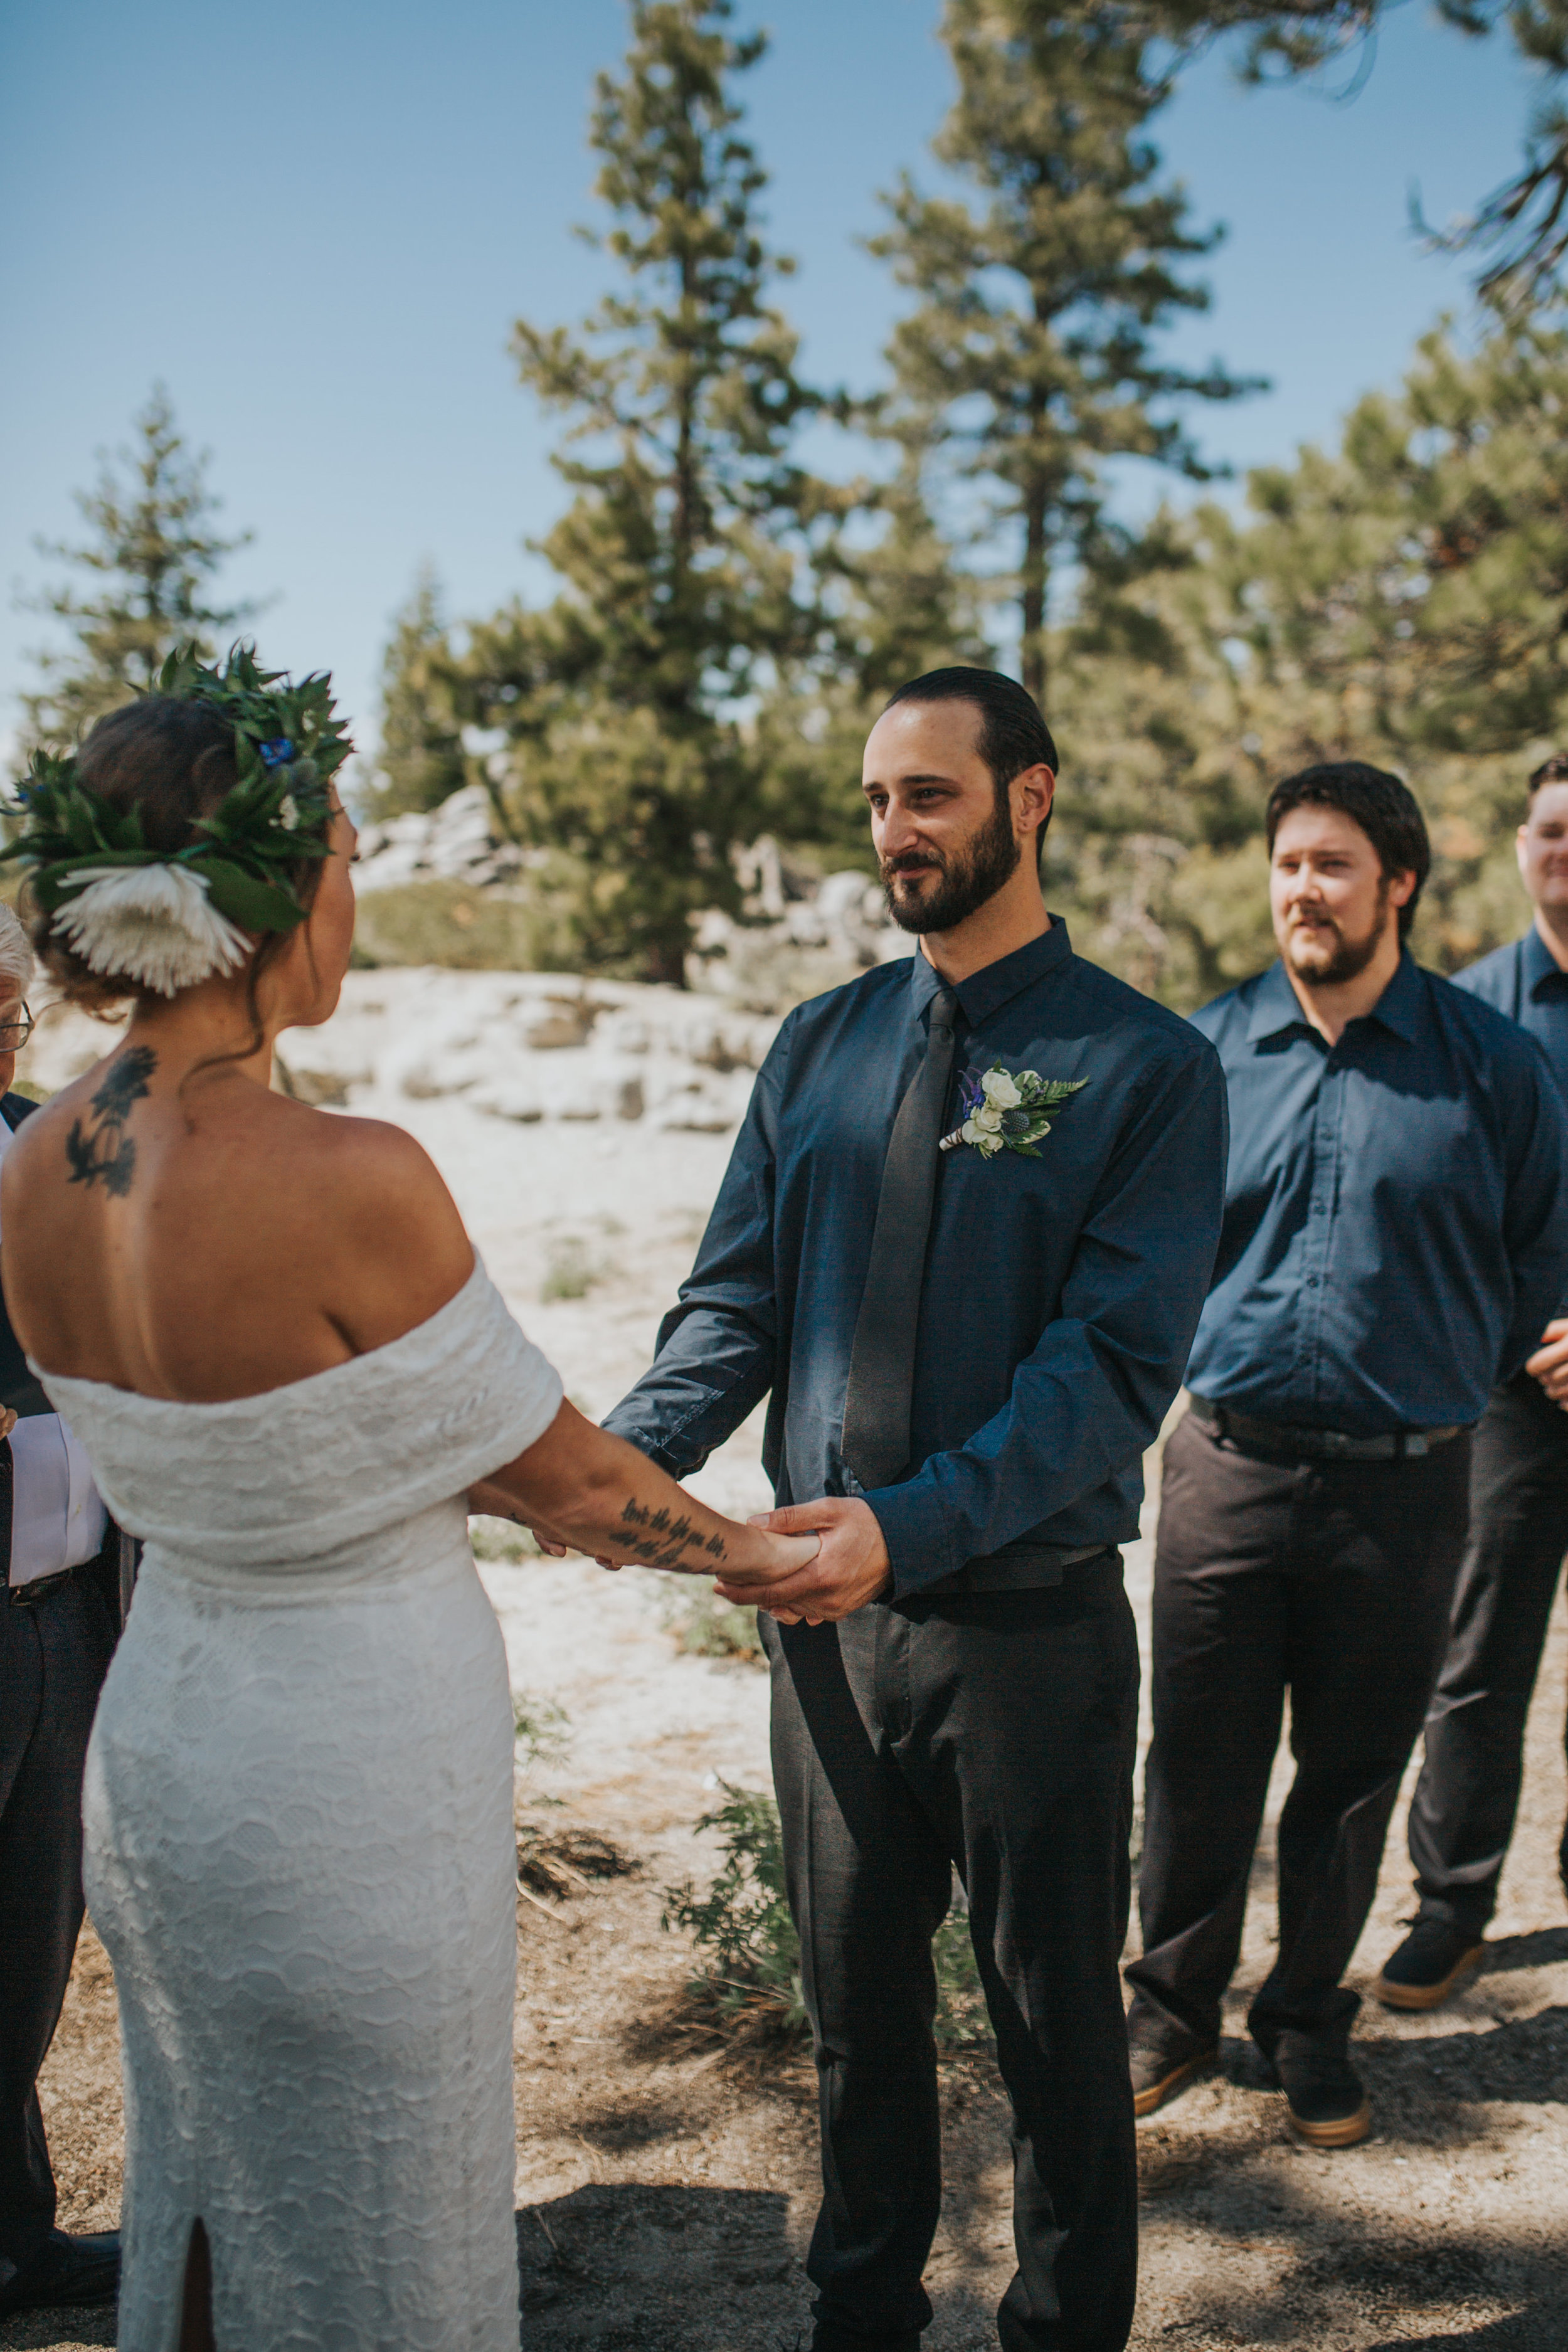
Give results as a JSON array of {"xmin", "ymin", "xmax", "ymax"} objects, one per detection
[{"xmin": 605, "ymin": 669, "xmax": 1227, "ymax": 2352}]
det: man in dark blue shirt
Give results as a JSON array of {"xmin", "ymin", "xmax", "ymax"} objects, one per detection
[
  {"xmin": 1125, "ymin": 762, "xmax": 1568, "ymax": 2151},
  {"xmin": 1379, "ymin": 751, "xmax": 1568, "ymax": 2007},
  {"xmin": 605, "ymin": 669, "xmax": 1227, "ymax": 2352}
]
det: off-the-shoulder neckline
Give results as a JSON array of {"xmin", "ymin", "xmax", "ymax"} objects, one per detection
[{"xmin": 31, "ymin": 1253, "xmax": 489, "ymax": 1415}]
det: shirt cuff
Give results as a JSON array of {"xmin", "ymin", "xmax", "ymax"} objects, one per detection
[{"xmin": 861, "ymin": 1473, "xmax": 957, "ymax": 1597}]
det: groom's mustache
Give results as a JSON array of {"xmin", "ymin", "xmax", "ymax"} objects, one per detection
[{"xmin": 883, "ymin": 850, "xmax": 945, "ymax": 881}]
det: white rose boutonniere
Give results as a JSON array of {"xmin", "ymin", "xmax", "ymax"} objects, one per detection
[{"xmin": 940, "ymin": 1062, "xmax": 1088, "ymax": 1160}]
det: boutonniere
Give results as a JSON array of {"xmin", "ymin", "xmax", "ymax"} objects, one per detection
[{"xmin": 940, "ymin": 1063, "xmax": 1088, "ymax": 1160}]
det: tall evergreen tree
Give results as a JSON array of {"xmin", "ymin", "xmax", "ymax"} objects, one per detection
[
  {"xmin": 1041, "ymin": 297, "xmax": 1568, "ymax": 1004},
  {"xmin": 460, "ymin": 0, "xmax": 842, "ymax": 983},
  {"xmin": 19, "ymin": 386, "xmax": 256, "ymax": 754},
  {"xmin": 872, "ymin": 0, "xmax": 1261, "ymax": 701},
  {"xmin": 368, "ymin": 566, "xmax": 467, "ymax": 820}
]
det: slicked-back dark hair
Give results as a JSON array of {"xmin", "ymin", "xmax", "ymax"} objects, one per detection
[
  {"xmin": 1528, "ymin": 751, "xmax": 1568, "ymax": 795},
  {"xmin": 884, "ymin": 666, "xmax": 1058, "ymax": 862},
  {"xmin": 1266, "ymin": 760, "xmax": 1430, "ymax": 942}
]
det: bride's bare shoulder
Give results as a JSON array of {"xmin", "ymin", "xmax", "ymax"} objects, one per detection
[{"xmin": 9, "ymin": 1072, "xmax": 469, "ymax": 1274}]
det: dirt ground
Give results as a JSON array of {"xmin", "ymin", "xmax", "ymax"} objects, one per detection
[{"xmin": 8, "ymin": 1089, "xmax": 1568, "ymax": 2351}]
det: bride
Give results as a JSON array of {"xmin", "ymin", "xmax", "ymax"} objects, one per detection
[{"xmin": 0, "ymin": 650, "xmax": 815, "ymax": 2352}]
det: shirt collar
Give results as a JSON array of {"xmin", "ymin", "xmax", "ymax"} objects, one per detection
[
  {"xmin": 1245, "ymin": 951, "xmax": 1422, "ymax": 1046},
  {"xmin": 1523, "ymin": 924, "xmax": 1568, "ymax": 997},
  {"xmin": 908, "ymin": 919, "xmax": 1073, "ymax": 1027}
]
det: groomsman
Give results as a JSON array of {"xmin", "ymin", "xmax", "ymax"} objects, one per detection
[
  {"xmin": 0, "ymin": 906, "xmax": 121, "ymax": 2321},
  {"xmin": 1377, "ymin": 751, "xmax": 1568, "ymax": 2008},
  {"xmin": 607, "ymin": 669, "xmax": 1227, "ymax": 2352},
  {"xmin": 1125, "ymin": 762, "xmax": 1568, "ymax": 2149}
]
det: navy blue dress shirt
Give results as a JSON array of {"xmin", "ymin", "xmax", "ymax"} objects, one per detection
[
  {"xmin": 1185, "ymin": 954, "xmax": 1568, "ymax": 1435},
  {"xmin": 1453, "ymin": 925, "xmax": 1568, "ymax": 1093},
  {"xmin": 603, "ymin": 923, "xmax": 1228, "ymax": 1597}
]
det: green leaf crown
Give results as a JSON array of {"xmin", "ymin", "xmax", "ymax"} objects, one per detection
[{"xmin": 2, "ymin": 643, "xmax": 354, "ymax": 937}]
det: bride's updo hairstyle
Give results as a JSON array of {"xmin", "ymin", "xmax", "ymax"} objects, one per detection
[
  {"xmin": 31, "ymin": 696, "xmax": 326, "ymax": 1015},
  {"xmin": 6, "ymin": 643, "xmax": 352, "ymax": 1027}
]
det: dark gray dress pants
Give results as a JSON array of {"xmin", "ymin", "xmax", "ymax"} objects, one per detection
[
  {"xmin": 763, "ymin": 1557, "xmax": 1140, "ymax": 2352},
  {"xmin": 0, "ymin": 1570, "xmax": 117, "ymax": 2266},
  {"xmin": 1129, "ymin": 1414, "xmax": 1471, "ymax": 2048},
  {"xmin": 1408, "ymin": 1371, "xmax": 1568, "ymax": 1932}
]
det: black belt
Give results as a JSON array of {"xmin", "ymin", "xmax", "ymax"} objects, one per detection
[
  {"xmin": 1187, "ymin": 1393, "xmax": 1465, "ymax": 1464},
  {"xmin": 8, "ymin": 1560, "xmax": 97, "ymax": 1608}
]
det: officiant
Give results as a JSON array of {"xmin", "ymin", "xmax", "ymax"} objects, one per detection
[
  {"xmin": 605, "ymin": 669, "xmax": 1227, "ymax": 2352},
  {"xmin": 0, "ymin": 905, "xmax": 122, "ymax": 2323}
]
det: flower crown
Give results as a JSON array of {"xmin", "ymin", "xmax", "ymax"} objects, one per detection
[{"xmin": 1, "ymin": 644, "xmax": 354, "ymax": 998}]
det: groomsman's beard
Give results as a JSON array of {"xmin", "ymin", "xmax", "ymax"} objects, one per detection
[
  {"xmin": 882, "ymin": 792, "xmax": 1021, "ymax": 934},
  {"xmin": 1281, "ymin": 879, "xmax": 1394, "ymax": 985}
]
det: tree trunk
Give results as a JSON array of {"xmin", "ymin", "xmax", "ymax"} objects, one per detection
[
  {"xmin": 1021, "ymin": 478, "xmax": 1047, "ymax": 706},
  {"xmin": 645, "ymin": 932, "xmax": 690, "ymax": 990}
]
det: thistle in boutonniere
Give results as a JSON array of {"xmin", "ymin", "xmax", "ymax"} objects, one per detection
[{"xmin": 940, "ymin": 1063, "xmax": 1088, "ymax": 1160}]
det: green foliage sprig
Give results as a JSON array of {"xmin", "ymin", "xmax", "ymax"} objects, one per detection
[
  {"xmin": 662, "ymin": 1781, "xmax": 987, "ymax": 2047},
  {"xmin": 3, "ymin": 642, "xmax": 353, "ymax": 936}
]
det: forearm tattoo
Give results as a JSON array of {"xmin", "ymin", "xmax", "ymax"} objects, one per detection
[
  {"xmin": 65, "ymin": 1047, "xmax": 156, "ymax": 1197},
  {"xmin": 620, "ymin": 1498, "xmax": 728, "ymax": 1571}
]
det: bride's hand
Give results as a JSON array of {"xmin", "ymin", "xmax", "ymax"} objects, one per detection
[
  {"xmin": 714, "ymin": 1498, "xmax": 890, "ymax": 1626},
  {"xmin": 0, "ymin": 1409, "xmax": 16, "ymax": 1443}
]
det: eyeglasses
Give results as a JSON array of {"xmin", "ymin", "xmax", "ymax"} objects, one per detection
[{"xmin": 0, "ymin": 1007, "xmax": 35, "ymax": 1051}]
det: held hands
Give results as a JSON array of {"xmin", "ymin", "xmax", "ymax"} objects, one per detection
[
  {"xmin": 1526, "ymin": 1318, "xmax": 1568, "ymax": 1409},
  {"xmin": 714, "ymin": 1496, "xmax": 891, "ymax": 1626}
]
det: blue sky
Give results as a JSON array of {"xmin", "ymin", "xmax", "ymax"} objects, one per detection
[{"xmin": 0, "ymin": 0, "xmax": 1535, "ymax": 761}]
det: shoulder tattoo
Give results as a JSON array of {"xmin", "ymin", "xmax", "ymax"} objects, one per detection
[{"xmin": 65, "ymin": 1046, "xmax": 157, "ymax": 1197}]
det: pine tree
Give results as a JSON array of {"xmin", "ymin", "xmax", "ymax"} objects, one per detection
[
  {"xmin": 753, "ymin": 433, "xmax": 990, "ymax": 866},
  {"xmin": 872, "ymin": 0, "xmax": 1262, "ymax": 701},
  {"xmin": 367, "ymin": 566, "xmax": 468, "ymax": 819},
  {"xmin": 1044, "ymin": 297, "xmax": 1568, "ymax": 1002},
  {"xmin": 460, "ymin": 0, "xmax": 843, "ymax": 984},
  {"xmin": 19, "ymin": 387, "xmax": 257, "ymax": 754}
]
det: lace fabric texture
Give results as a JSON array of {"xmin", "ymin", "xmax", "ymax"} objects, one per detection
[{"xmin": 40, "ymin": 1259, "xmax": 563, "ymax": 2352}]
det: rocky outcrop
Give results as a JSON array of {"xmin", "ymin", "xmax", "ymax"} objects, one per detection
[
  {"xmin": 351, "ymin": 800, "xmax": 911, "ymax": 1012},
  {"xmin": 15, "ymin": 970, "xmax": 789, "ymax": 1138}
]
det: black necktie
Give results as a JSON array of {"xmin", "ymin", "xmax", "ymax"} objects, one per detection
[{"xmin": 840, "ymin": 984, "xmax": 958, "ymax": 1491}]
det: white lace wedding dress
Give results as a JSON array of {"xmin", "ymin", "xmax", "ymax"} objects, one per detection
[{"xmin": 40, "ymin": 1257, "xmax": 561, "ymax": 2352}]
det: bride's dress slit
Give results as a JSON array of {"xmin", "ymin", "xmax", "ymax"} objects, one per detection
[
  {"xmin": 41, "ymin": 1259, "xmax": 562, "ymax": 2352},
  {"xmin": 179, "ymin": 2220, "xmax": 215, "ymax": 2352}
]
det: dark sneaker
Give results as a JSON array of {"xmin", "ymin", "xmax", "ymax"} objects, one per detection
[
  {"xmin": 0, "ymin": 2229, "xmax": 120, "ymax": 2317},
  {"xmin": 1266, "ymin": 2025, "xmax": 1371, "ymax": 2149},
  {"xmin": 1126, "ymin": 1996, "xmax": 1217, "ymax": 2117},
  {"xmin": 1373, "ymin": 1918, "xmax": 1485, "ymax": 2013}
]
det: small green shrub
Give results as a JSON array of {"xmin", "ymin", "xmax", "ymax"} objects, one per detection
[
  {"xmin": 662, "ymin": 1782, "xmax": 805, "ymax": 2027},
  {"xmin": 659, "ymin": 1582, "xmax": 765, "ymax": 1665},
  {"xmin": 540, "ymin": 1236, "xmax": 604, "ymax": 1302},
  {"xmin": 351, "ymin": 877, "xmax": 584, "ymax": 972},
  {"xmin": 663, "ymin": 1782, "xmax": 990, "ymax": 2047},
  {"xmin": 469, "ymin": 1514, "xmax": 541, "ymax": 1562},
  {"xmin": 512, "ymin": 1690, "xmax": 569, "ymax": 1773}
]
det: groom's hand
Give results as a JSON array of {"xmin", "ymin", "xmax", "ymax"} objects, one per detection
[{"xmin": 715, "ymin": 1497, "xmax": 891, "ymax": 1624}]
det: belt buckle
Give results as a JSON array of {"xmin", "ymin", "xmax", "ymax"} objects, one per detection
[{"xmin": 9, "ymin": 1569, "xmax": 71, "ymax": 1608}]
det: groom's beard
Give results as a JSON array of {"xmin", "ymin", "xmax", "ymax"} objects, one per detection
[{"xmin": 882, "ymin": 793, "xmax": 1021, "ymax": 935}]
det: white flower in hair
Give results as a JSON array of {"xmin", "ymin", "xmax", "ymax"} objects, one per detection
[{"xmin": 53, "ymin": 864, "xmax": 253, "ymax": 999}]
